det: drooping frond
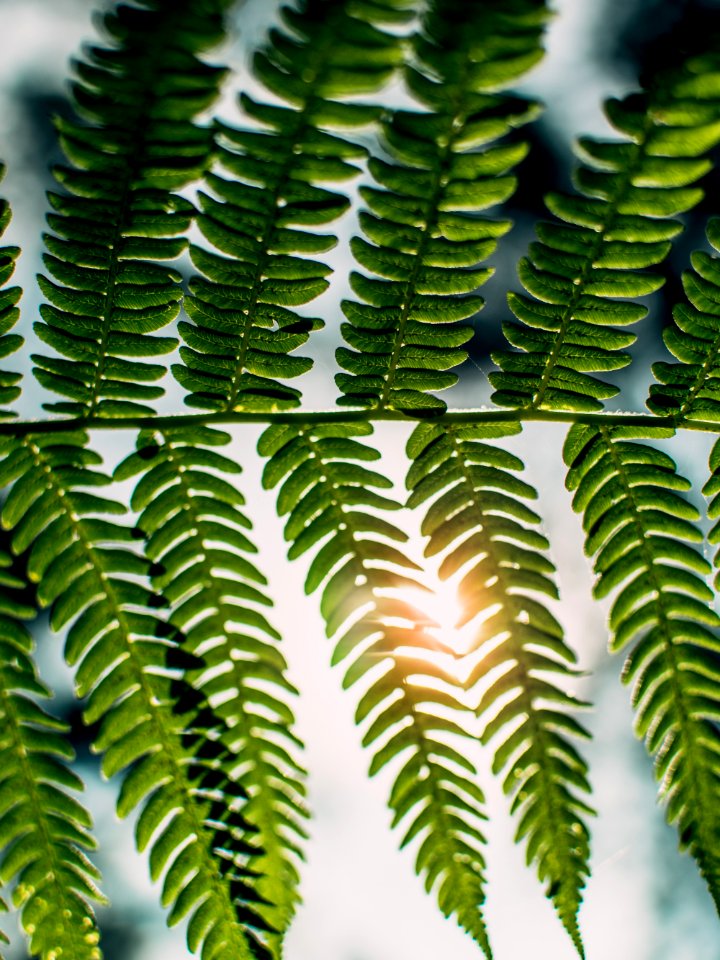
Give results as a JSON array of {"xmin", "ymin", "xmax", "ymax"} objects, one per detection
[
  {"xmin": 492, "ymin": 50, "xmax": 720, "ymax": 412},
  {"xmin": 0, "ymin": 898, "xmax": 7, "ymax": 959},
  {"xmin": 639, "ymin": 214, "xmax": 720, "ymax": 585},
  {"xmin": 564, "ymin": 423, "xmax": 720, "ymax": 909},
  {"xmin": 174, "ymin": 0, "xmax": 413, "ymax": 412},
  {"xmin": 336, "ymin": 0, "xmax": 548, "ymax": 412},
  {"xmin": 327, "ymin": 4, "xmax": 591, "ymax": 940},
  {"xmin": 648, "ymin": 217, "xmax": 720, "ymax": 422},
  {"xmin": 406, "ymin": 421, "xmax": 592, "ymax": 953},
  {"xmin": 0, "ymin": 168, "xmax": 22, "ymax": 414},
  {"xmin": 259, "ymin": 422, "xmax": 492, "ymax": 955},
  {"xmin": 0, "ymin": 550, "xmax": 105, "ymax": 960},
  {"xmin": 2, "ymin": 0, "xmax": 720, "ymax": 951},
  {"xmin": 704, "ymin": 442, "xmax": 720, "ymax": 588},
  {"xmin": 0, "ymin": 433, "xmax": 274, "ymax": 960},
  {"xmin": 32, "ymin": 0, "xmax": 230, "ymax": 417},
  {"xmin": 115, "ymin": 425, "xmax": 307, "ymax": 951}
]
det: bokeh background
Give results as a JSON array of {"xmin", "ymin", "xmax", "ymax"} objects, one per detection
[{"xmin": 0, "ymin": 0, "xmax": 719, "ymax": 957}]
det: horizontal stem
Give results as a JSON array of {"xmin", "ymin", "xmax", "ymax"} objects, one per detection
[{"xmin": 0, "ymin": 407, "xmax": 717, "ymax": 436}]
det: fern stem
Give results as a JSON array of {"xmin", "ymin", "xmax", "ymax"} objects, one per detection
[{"xmin": 0, "ymin": 408, "xmax": 713, "ymax": 435}]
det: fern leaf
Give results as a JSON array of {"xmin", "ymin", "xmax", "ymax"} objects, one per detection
[
  {"xmin": 702, "ymin": 440, "xmax": 720, "ymax": 592},
  {"xmin": 641, "ymin": 214, "xmax": 720, "ymax": 588},
  {"xmin": 492, "ymin": 51, "xmax": 720, "ymax": 412},
  {"xmin": 0, "ymin": 548, "xmax": 106, "ymax": 960},
  {"xmin": 0, "ymin": 897, "xmax": 8, "ymax": 959},
  {"xmin": 406, "ymin": 421, "xmax": 592, "ymax": 952},
  {"xmin": 648, "ymin": 217, "xmax": 720, "ymax": 421},
  {"xmin": 0, "ymin": 167, "xmax": 23, "ymax": 414},
  {"xmin": 0, "ymin": 432, "xmax": 275, "ymax": 960},
  {"xmin": 31, "ymin": 0, "xmax": 230, "ymax": 418},
  {"xmin": 337, "ymin": 0, "xmax": 548, "ymax": 412},
  {"xmin": 260, "ymin": 422, "xmax": 493, "ymax": 955},
  {"xmin": 174, "ymin": 0, "xmax": 413, "ymax": 412},
  {"xmin": 564, "ymin": 423, "xmax": 720, "ymax": 909},
  {"xmin": 115, "ymin": 425, "xmax": 307, "ymax": 952}
]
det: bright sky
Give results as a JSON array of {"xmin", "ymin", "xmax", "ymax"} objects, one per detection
[{"xmin": 0, "ymin": 1, "xmax": 718, "ymax": 959}]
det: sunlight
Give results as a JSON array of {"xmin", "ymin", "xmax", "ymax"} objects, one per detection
[
  {"xmin": 383, "ymin": 566, "xmax": 510, "ymax": 694},
  {"xmin": 417, "ymin": 577, "xmax": 470, "ymax": 656},
  {"xmin": 397, "ymin": 575, "xmax": 479, "ymax": 660}
]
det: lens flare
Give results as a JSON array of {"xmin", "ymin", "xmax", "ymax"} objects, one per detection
[{"xmin": 396, "ymin": 576, "xmax": 478, "ymax": 660}]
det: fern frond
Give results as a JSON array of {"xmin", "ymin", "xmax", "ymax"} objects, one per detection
[
  {"xmin": 564, "ymin": 423, "xmax": 720, "ymax": 909},
  {"xmin": 115, "ymin": 425, "xmax": 307, "ymax": 951},
  {"xmin": 0, "ymin": 549, "xmax": 105, "ymax": 960},
  {"xmin": 703, "ymin": 440, "xmax": 720, "ymax": 590},
  {"xmin": 647, "ymin": 217, "xmax": 720, "ymax": 421},
  {"xmin": 31, "ymin": 0, "xmax": 230, "ymax": 418},
  {"xmin": 0, "ymin": 433, "xmax": 275, "ymax": 960},
  {"xmin": 640, "ymin": 214, "xmax": 720, "ymax": 587},
  {"xmin": 259, "ymin": 422, "xmax": 492, "ymax": 955},
  {"xmin": 174, "ymin": 0, "xmax": 413, "ymax": 412},
  {"xmin": 0, "ymin": 168, "xmax": 23, "ymax": 413},
  {"xmin": 492, "ymin": 51, "xmax": 720, "ymax": 412},
  {"xmin": 406, "ymin": 421, "xmax": 592, "ymax": 952},
  {"xmin": 0, "ymin": 897, "xmax": 8, "ymax": 959},
  {"xmin": 336, "ymin": 0, "xmax": 548, "ymax": 412}
]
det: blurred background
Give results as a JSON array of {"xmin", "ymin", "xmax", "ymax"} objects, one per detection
[{"xmin": 0, "ymin": 0, "xmax": 719, "ymax": 957}]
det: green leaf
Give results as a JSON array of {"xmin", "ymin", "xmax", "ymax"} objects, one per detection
[
  {"xmin": 338, "ymin": 0, "xmax": 547, "ymax": 413},
  {"xmin": 406, "ymin": 421, "xmax": 592, "ymax": 953},
  {"xmin": 116, "ymin": 426, "xmax": 307, "ymax": 947},
  {"xmin": 564, "ymin": 424, "xmax": 720, "ymax": 910},
  {"xmin": 261, "ymin": 419, "xmax": 493, "ymax": 955},
  {"xmin": 492, "ymin": 52, "xmax": 720, "ymax": 413},
  {"xmin": 0, "ymin": 548, "xmax": 105, "ymax": 960},
  {"xmin": 176, "ymin": 0, "xmax": 410, "ymax": 413},
  {"xmin": 33, "ymin": 0, "xmax": 229, "ymax": 417},
  {"xmin": 0, "ymin": 167, "xmax": 23, "ymax": 415},
  {"xmin": 0, "ymin": 431, "xmax": 270, "ymax": 960},
  {"xmin": 648, "ymin": 220, "xmax": 720, "ymax": 423}
]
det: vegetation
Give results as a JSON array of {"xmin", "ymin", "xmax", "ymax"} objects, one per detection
[{"xmin": 0, "ymin": 0, "xmax": 719, "ymax": 957}]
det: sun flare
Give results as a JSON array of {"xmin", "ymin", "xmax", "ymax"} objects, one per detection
[{"xmin": 401, "ymin": 577, "xmax": 476, "ymax": 658}]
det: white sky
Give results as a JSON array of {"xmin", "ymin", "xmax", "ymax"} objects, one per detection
[{"xmin": 0, "ymin": 1, "xmax": 718, "ymax": 959}]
